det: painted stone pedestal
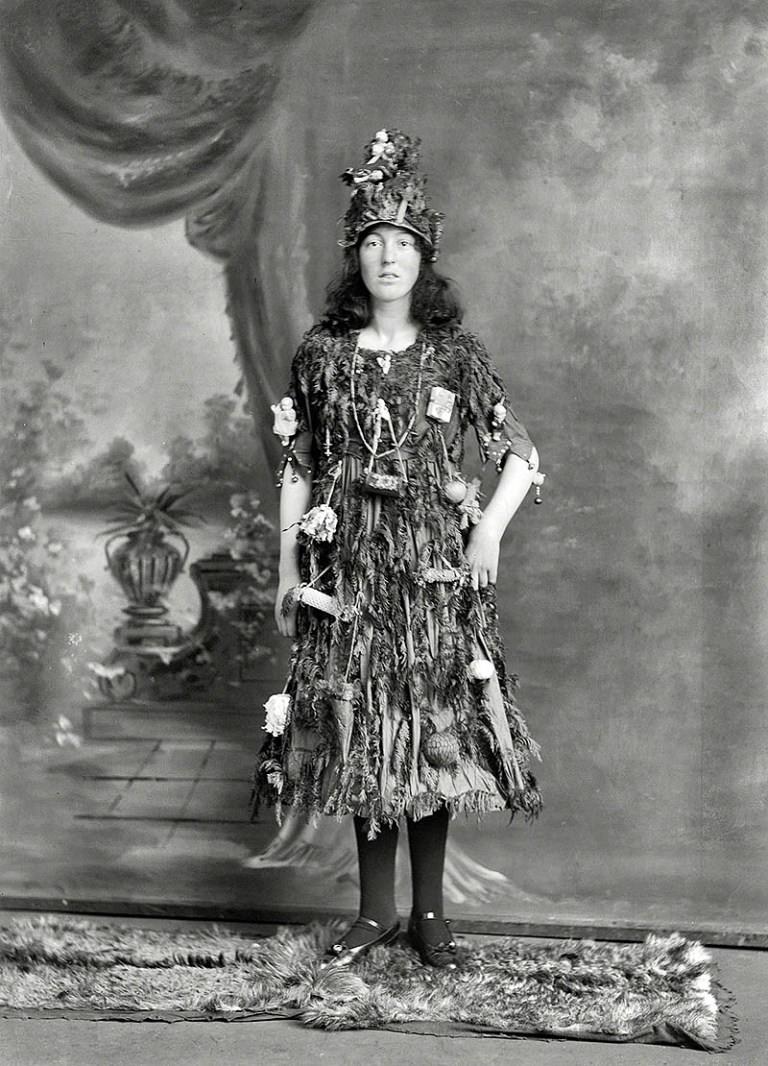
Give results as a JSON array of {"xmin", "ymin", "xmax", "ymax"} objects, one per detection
[{"xmin": 96, "ymin": 553, "xmax": 276, "ymax": 702}]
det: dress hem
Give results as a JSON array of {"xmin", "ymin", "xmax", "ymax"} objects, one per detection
[{"xmin": 251, "ymin": 783, "xmax": 542, "ymax": 839}]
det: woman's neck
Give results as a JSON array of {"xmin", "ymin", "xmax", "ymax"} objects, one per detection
[{"xmin": 360, "ymin": 302, "xmax": 419, "ymax": 351}]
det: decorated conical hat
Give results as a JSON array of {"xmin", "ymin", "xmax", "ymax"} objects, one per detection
[{"xmin": 338, "ymin": 129, "xmax": 444, "ymax": 261}]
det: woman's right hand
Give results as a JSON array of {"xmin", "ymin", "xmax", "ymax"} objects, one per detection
[{"xmin": 275, "ymin": 573, "xmax": 300, "ymax": 638}]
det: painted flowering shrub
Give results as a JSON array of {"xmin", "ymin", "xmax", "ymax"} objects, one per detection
[
  {"xmin": 212, "ymin": 492, "xmax": 278, "ymax": 672},
  {"xmin": 0, "ymin": 471, "xmax": 93, "ymax": 718},
  {"xmin": 0, "ymin": 313, "xmax": 93, "ymax": 718},
  {"xmin": 0, "ymin": 477, "xmax": 62, "ymax": 672}
]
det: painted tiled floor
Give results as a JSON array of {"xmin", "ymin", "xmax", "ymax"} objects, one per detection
[{"xmin": 4, "ymin": 689, "xmax": 768, "ymax": 939}]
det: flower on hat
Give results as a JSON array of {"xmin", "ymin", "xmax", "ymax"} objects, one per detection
[{"xmin": 263, "ymin": 693, "xmax": 291, "ymax": 736}]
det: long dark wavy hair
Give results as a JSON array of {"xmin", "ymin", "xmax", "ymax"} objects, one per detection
[{"xmin": 321, "ymin": 236, "xmax": 464, "ymax": 333}]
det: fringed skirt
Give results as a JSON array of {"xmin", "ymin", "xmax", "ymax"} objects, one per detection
[{"xmin": 253, "ymin": 451, "xmax": 542, "ymax": 838}]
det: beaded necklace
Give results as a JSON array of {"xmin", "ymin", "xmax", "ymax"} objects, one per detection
[{"xmin": 349, "ymin": 334, "xmax": 427, "ymax": 460}]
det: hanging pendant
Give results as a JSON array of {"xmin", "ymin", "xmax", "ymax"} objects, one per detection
[
  {"xmin": 443, "ymin": 478, "xmax": 468, "ymax": 504},
  {"xmin": 362, "ymin": 469, "xmax": 405, "ymax": 497},
  {"xmin": 482, "ymin": 433, "xmax": 512, "ymax": 471},
  {"xmin": 423, "ymin": 729, "xmax": 461, "ymax": 769}
]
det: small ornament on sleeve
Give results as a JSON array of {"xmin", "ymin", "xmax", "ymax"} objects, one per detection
[
  {"xmin": 479, "ymin": 401, "xmax": 513, "ymax": 472},
  {"xmin": 276, "ymin": 448, "xmax": 307, "ymax": 487},
  {"xmin": 272, "ymin": 396, "xmax": 307, "ymax": 486},
  {"xmin": 271, "ymin": 397, "xmax": 298, "ymax": 445}
]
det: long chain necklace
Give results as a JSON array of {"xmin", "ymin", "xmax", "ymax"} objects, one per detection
[{"xmin": 349, "ymin": 334, "xmax": 427, "ymax": 459}]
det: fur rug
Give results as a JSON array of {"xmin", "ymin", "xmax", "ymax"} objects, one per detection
[{"xmin": 0, "ymin": 916, "xmax": 737, "ymax": 1051}]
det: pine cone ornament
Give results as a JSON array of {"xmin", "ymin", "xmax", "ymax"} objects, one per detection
[{"xmin": 423, "ymin": 729, "xmax": 461, "ymax": 769}]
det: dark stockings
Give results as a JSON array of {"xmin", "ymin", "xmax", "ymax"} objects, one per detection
[
  {"xmin": 348, "ymin": 808, "xmax": 450, "ymax": 948},
  {"xmin": 345, "ymin": 816, "xmax": 399, "ymax": 947},
  {"xmin": 407, "ymin": 805, "xmax": 449, "ymax": 918}
]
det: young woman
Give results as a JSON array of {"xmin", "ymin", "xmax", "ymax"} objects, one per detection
[{"xmin": 254, "ymin": 130, "xmax": 543, "ymax": 969}]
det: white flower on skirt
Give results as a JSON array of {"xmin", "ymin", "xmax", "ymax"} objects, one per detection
[
  {"xmin": 263, "ymin": 693, "xmax": 291, "ymax": 736},
  {"xmin": 467, "ymin": 658, "xmax": 496, "ymax": 681},
  {"xmin": 299, "ymin": 504, "xmax": 338, "ymax": 542}
]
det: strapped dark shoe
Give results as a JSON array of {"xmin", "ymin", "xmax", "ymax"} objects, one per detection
[
  {"xmin": 408, "ymin": 911, "xmax": 458, "ymax": 970},
  {"xmin": 322, "ymin": 914, "xmax": 401, "ymax": 967}
]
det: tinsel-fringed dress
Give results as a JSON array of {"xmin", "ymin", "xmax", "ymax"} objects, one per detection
[{"xmin": 253, "ymin": 325, "xmax": 541, "ymax": 837}]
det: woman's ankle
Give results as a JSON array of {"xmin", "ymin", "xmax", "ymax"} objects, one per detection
[
  {"xmin": 409, "ymin": 911, "xmax": 451, "ymax": 946},
  {"xmin": 360, "ymin": 908, "xmax": 398, "ymax": 929},
  {"xmin": 343, "ymin": 912, "xmax": 398, "ymax": 948}
]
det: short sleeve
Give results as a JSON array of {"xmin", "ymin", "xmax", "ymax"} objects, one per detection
[
  {"xmin": 280, "ymin": 337, "xmax": 314, "ymax": 454},
  {"xmin": 462, "ymin": 334, "xmax": 534, "ymax": 468}
]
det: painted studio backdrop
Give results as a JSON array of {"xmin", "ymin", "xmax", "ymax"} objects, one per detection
[{"xmin": 0, "ymin": 1, "xmax": 766, "ymax": 934}]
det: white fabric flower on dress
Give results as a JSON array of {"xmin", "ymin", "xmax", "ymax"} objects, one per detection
[
  {"xmin": 263, "ymin": 693, "xmax": 291, "ymax": 736},
  {"xmin": 299, "ymin": 504, "xmax": 338, "ymax": 542},
  {"xmin": 467, "ymin": 658, "xmax": 495, "ymax": 681}
]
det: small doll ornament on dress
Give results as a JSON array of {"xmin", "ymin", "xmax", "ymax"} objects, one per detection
[
  {"xmin": 271, "ymin": 397, "xmax": 298, "ymax": 445},
  {"xmin": 481, "ymin": 402, "xmax": 513, "ymax": 472},
  {"xmin": 271, "ymin": 396, "xmax": 306, "ymax": 486}
]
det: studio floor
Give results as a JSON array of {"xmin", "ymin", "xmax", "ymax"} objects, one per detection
[
  {"xmin": 4, "ymin": 689, "xmax": 767, "ymax": 939},
  {"xmin": 0, "ymin": 923, "xmax": 765, "ymax": 1066},
  {"xmin": 3, "ymin": 689, "xmax": 767, "ymax": 1064}
]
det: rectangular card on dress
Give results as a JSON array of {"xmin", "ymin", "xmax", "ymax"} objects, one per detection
[{"xmin": 426, "ymin": 386, "xmax": 456, "ymax": 423}]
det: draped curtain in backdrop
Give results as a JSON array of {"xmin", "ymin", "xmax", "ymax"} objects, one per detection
[{"xmin": 0, "ymin": 0, "xmax": 317, "ymax": 467}]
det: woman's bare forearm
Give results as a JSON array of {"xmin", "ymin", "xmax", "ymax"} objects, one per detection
[
  {"xmin": 279, "ymin": 463, "xmax": 313, "ymax": 578},
  {"xmin": 481, "ymin": 445, "xmax": 539, "ymax": 538}
]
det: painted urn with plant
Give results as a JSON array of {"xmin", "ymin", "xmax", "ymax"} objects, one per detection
[{"xmin": 99, "ymin": 473, "xmax": 201, "ymax": 625}]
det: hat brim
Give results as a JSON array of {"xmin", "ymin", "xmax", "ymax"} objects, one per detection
[{"xmin": 340, "ymin": 218, "xmax": 433, "ymax": 248}]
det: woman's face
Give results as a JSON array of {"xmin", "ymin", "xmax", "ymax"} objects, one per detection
[{"xmin": 358, "ymin": 224, "xmax": 421, "ymax": 306}]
